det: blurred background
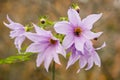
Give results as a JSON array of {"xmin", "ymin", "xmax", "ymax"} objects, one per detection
[{"xmin": 0, "ymin": 0, "xmax": 120, "ymax": 80}]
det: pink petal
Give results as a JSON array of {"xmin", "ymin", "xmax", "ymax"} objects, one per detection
[
  {"xmin": 4, "ymin": 15, "xmax": 24, "ymax": 30},
  {"xmin": 85, "ymin": 57, "xmax": 93, "ymax": 70},
  {"xmin": 56, "ymin": 43, "xmax": 66, "ymax": 57},
  {"xmin": 44, "ymin": 54, "xmax": 53, "ymax": 72},
  {"xmin": 26, "ymin": 42, "xmax": 48, "ymax": 53},
  {"xmin": 82, "ymin": 13, "xmax": 102, "ymax": 30},
  {"xmin": 33, "ymin": 23, "xmax": 51, "ymax": 37},
  {"xmin": 54, "ymin": 21, "xmax": 73, "ymax": 35},
  {"xmin": 79, "ymin": 56, "xmax": 87, "ymax": 69},
  {"xmin": 66, "ymin": 53, "xmax": 80, "ymax": 69},
  {"xmin": 75, "ymin": 36, "xmax": 86, "ymax": 53},
  {"xmin": 93, "ymin": 52, "xmax": 101, "ymax": 67},
  {"xmin": 63, "ymin": 33, "xmax": 74, "ymax": 49},
  {"xmin": 53, "ymin": 53, "xmax": 61, "ymax": 65},
  {"xmin": 7, "ymin": 15, "xmax": 14, "ymax": 23},
  {"xmin": 10, "ymin": 31, "xmax": 16, "ymax": 38},
  {"xmin": 43, "ymin": 46, "xmax": 55, "ymax": 71},
  {"xmin": 3, "ymin": 22, "xmax": 11, "ymax": 29},
  {"xmin": 68, "ymin": 9, "xmax": 81, "ymax": 26},
  {"xmin": 10, "ymin": 29, "xmax": 25, "ymax": 38},
  {"xmin": 36, "ymin": 53, "xmax": 45, "ymax": 67},
  {"xmin": 14, "ymin": 35, "xmax": 25, "ymax": 53},
  {"xmin": 83, "ymin": 31, "xmax": 103, "ymax": 39},
  {"xmin": 25, "ymin": 32, "xmax": 48, "ymax": 42},
  {"xmin": 95, "ymin": 42, "xmax": 106, "ymax": 50},
  {"xmin": 84, "ymin": 40, "xmax": 93, "ymax": 51},
  {"xmin": 4, "ymin": 22, "xmax": 24, "ymax": 30}
]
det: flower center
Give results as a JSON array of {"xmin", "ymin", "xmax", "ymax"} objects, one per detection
[
  {"xmin": 74, "ymin": 27, "xmax": 82, "ymax": 36},
  {"xmin": 49, "ymin": 39, "xmax": 57, "ymax": 45},
  {"xmin": 94, "ymin": 37, "xmax": 98, "ymax": 40}
]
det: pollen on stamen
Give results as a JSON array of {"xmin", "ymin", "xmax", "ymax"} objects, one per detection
[
  {"xmin": 74, "ymin": 27, "xmax": 82, "ymax": 36},
  {"xmin": 49, "ymin": 39, "xmax": 57, "ymax": 45}
]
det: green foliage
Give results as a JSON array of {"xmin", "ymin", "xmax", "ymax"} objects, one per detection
[
  {"xmin": 0, "ymin": 52, "xmax": 34, "ymax": 64},
  {"xmin": 54, "ymin": 34, "xmax": 65, "ymax": 43},
  {"xmin": 38, "ymin": 16, "xmax": 55, "ymax": 28},
  {"xmin": 59, "ymin": 17, "xmax": 68, "ymax": 21},
  {"xmin": 71, "ymin": 3, "xmax": 79, "ymax": 9},
  {"xmin": 25, "ymin": 24, "xmax": 34, "ymax": 32}
]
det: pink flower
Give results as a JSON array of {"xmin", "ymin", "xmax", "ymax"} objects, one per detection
[
  {"xmin": 66, "ymin": 40, "xmax": 106, "ymax": 72},
  {"xmin": 25, "ymin": 24, "xmax": 66, "ymax": 71},
  {"xmin": 4, "ymin": 15, "xmax": 26, "ymax": 52},
  {"xmin": 54, "ymin": 8, "xmax": 103, "ymax": 53}
]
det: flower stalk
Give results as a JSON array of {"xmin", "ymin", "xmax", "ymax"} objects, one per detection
[{"xmin": 52, "ymin": 61, "xmax": 55, "ymax": 80}]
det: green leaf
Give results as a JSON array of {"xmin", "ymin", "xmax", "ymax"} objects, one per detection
[
  {"xmin": 54, "ymin": 34, "xmax": 65, "ymax": 43},
  {"xmin": 59, "ymin": 17, "xmax": 68, "ymax": 21},
  {"xmin": 0, "ymin": 52, "xmax": 34, "ymax": 64}
]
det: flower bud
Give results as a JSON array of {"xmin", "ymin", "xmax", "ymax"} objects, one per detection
[
  {"xmin": 75, "ymin": 6, "xmax": 80, "ymax": 13},
  {"xmin": 25, "ymin": 26, "xmax": 30, "ymax": 31},
  {"xmin": 71, "ymin": 3, "xmax": 80, "ymax": 13},
  {"xmin": 25, "ymin": 25, "xmax": 33, "ymax": 32},
  {"xmin": 40, "ymin": 18, "xmax": 46, "ymax": 24}
]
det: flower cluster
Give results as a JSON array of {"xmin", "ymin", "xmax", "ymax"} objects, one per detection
[
  {"xmin": 54, "ymin": 9, "xmax": 105, "ymax": 72},
  {"xmin": 4, "ymin": 7, "xmax": 105, "ymax": 72}
]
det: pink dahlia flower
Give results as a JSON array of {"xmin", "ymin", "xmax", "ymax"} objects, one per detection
[
  {"xmin": 4, "ymin": 15, "xmax": 26, "ymax": 52},
  {"xmin": 66, "ymin": 40, "xmax": 106, "ymax": 72},
  {"xmin": 26, "ymin": 24, "xmax": 66, "ymax": 71},
  {"xmin": 54, "ymin": 8, "xmax": 103, "ymax": 53}
]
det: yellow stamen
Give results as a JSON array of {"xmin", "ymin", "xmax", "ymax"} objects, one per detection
[
  {"xmin": 50, "ymin": 39, "xmax": 57, "ymax": 44},
  {"xmin": 74, "ymin": 27, "xmax": 82, "ymax": 36}
]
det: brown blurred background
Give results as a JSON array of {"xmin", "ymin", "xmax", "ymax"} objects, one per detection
[{"xmin": 0, "ymin": 0, "xmax": 120, "ymax": 80}]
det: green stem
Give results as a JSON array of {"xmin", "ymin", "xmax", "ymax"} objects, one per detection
[{"xmin": 52, "ymin": 61, "xmax": 55, "ymax": 80}]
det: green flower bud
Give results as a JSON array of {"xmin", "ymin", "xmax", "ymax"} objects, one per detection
[
  {"xmin": 40, "ymin": 18, "xmax": 46, "ymax": 24},
  {"xmin": 71, "ymin": 3, "xmax": 80, "ymax": 13}
]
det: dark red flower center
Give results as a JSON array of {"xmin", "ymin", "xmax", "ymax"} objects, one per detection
[
  {"xmin": 74, "ymin": 27, "xmax": 82, "ymax": 36},
  {"xmin": 49, "ymin": 39, "xmax": 57, "ymax": 45},
  {"xmin": 94, "ymin": 37, "xmax": 98, "ymax": 40}
]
